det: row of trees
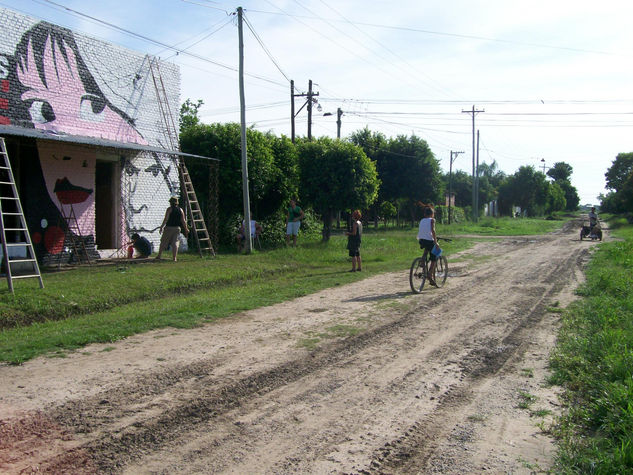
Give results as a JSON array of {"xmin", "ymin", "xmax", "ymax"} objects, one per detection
[
  {"xmin": 600, "ymin": 153, "xmax": 633, "ymax": 214},
  {"xmin": 179, "ymin": 100, "xmax": 580, "ymax": 245}
]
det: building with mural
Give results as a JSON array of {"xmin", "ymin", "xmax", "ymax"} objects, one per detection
[{"xmin": 0, "ymin": 7, "xmax": 199, "ymax": 265}]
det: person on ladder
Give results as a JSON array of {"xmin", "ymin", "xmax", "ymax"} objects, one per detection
[{"xmin": 155, "ymin": 197, "xmax": 188, "ymax": 262}]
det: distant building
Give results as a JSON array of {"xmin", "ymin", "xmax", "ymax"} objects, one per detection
[{"xmin": 0, "ymin": 7, "xmax": 194, "ymax": 265}]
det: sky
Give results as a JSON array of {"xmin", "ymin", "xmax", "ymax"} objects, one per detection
[{"xmin": 3, "ymin": 0, "xmax": 633, "ymax": 205}]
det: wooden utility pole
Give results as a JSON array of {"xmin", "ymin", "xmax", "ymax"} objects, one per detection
[
  {"xmin": 448, "ymin": 150, "xmax": 464, "ymax": 224},
  {"xmin": 290, "ymin": 80, "xmax": 319, "ymax": 143},
  {"xmin": 290, "ymin": 79, "xmax": 295, "ymax": 143},
  {"xmin": 462, "ymin": 105, "xmax": 484, "ymax": 221},
  {"xmin": 307, "ymin": 80, "xmax": 313, "ymax": 140},
  {"xmin": 237, "ymin": 7, "xmax": 252, "ymax": 252},
  {"xmin": 475, "ymin": 129, "xmax": 480, "ymax": 219}
]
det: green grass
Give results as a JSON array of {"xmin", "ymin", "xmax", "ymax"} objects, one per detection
[
  {"xmin": 438, "ymin": 216, "xmax": 564, "ymax": 236},
  {"xmin": 0, "ymin": 217, "xmax": 567, "ymax": 364},
  {"xmin": 549, "ymin": 218, "xmax": 633, "ymax": 473}
]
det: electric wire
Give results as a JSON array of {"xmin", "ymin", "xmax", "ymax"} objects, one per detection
[
  {"xmin": 314, "ymin": 0, "xmax": 462, "ymax": 100},
  {"xmin": 40, "ymin": 0, "xmax": 288, "ymax": 88},
  {"xmin": 242, "ymin": 13, "xmax": 292, "ymax": 83}
]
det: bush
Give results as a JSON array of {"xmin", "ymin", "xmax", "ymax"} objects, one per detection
[{"xmin": 435, "ymin": 204, "xmax": 466, "ymax": 224}]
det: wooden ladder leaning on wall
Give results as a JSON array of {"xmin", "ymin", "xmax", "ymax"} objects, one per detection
[
  {"xmin": 0, "ymin": 138, "xmax": 44, "ymax": 292},
  {"xmin": 149, "ymin": 58, "xmax": 215, "ymax": 257}
]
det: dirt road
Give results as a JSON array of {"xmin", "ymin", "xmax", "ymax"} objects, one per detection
[{"xmin": 0, "ymin": 219, "xmax": 597, "ymax": 474}]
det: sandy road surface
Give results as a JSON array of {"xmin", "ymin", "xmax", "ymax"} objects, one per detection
[{"xmin": 0, "ymin": 219, "xmax": 598, "ymax": 474}]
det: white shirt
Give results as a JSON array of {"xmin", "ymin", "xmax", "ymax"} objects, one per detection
[
  {"xmin": 242, "ymin": 220, "xmax": 257, "ymax": 237},
  {"xmin": 417, "ymin": 218, "xmax": 434, "ymax": 241}
]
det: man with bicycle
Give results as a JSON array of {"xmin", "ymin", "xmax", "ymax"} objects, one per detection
[{"xmin": 417, "ymin": 206, "xmax": 439, "ymax": 287}]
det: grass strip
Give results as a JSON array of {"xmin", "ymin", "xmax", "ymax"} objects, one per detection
[{"xmin": 550, "ymin": 219, "xmax": 633, "ymax": 473}]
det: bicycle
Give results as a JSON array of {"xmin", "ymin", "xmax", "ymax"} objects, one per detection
[{"xmin": 409, "ymin": 237, "xmax": 451, "ymax": 293}]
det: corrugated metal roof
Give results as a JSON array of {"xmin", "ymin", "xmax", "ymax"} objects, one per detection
[{"xmin": 0, "ymin": 126, "xmax": 219, "ymax": 162}]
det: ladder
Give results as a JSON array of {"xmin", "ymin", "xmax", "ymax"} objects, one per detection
[
  {"xmin": 150, "ymin": 58, "xmax": 214, "ymax": 257},
  {"xmin": 0, "ymin": 138, "xmax": 44, "ymax": 292},
  {"xmin": 180, "ymin": 161, "xmax": 215, "ymax": 257}
]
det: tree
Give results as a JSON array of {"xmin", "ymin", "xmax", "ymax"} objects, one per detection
[
  {"xmin": 179, "ymin": 98, "xmax": 204, "ymax": 133},
  {"xmin": 443, "ymin": 170, "xmax": 472, "ymax": 208},
  {"xmin": 349, "ymin": 128, "xmax": 389, "ymax": 226},
  {"xmin": 546, "ymin": 182, "xmax": 567, "ymax": 213},
  {"xmin": 180, "ymin": 122, "xmax": 298, "ymax": 243},
  {"xmin": 498, "ymin": 166, "xmax": 549, "ymax": 216},
  {"xmin": 382, "ymin": 135, "xmax": 442, "ymax": 223},
  {"xmin": 546, "ymin": 162, "xmax": 573, "ymax": 182},
  {"xmin": 605, "ymin": 153, "xmax": 633, "ymax": 192},
  {"xmin": 601, "ymin": 153, "xmax": 633, "ymax": 213},
  {"xmin": 546, "ymin": 161, "xmax": 579, "ymax": 211},
  {"xmin": 558, "ymin": 180, "xmax": 580, "ymax": 211},
  {"xmin": 298, "ymin": 137, "xmax": 379, "ymax": 240}
]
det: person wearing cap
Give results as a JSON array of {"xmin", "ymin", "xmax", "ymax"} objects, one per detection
[{"xmin": 155, "ymin": 197, "xmax": 189, "ymax": 261}]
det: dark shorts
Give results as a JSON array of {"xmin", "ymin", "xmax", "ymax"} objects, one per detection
[{"xmin": 419, "ymin": 239, "xmax": 437, "ymax": 261}]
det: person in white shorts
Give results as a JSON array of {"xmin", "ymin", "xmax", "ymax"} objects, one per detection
[{"xmin": 285, "ymin": 198, "xmax": 304, "ymax": 247}]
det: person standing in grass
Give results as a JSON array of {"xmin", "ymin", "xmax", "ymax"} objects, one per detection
[
  {"xmin": 345, "ymin": 210, "xmax": 363, "ymax": 272},
  {"xmin": 416, "ymin": 206, "xmax": 438, "ymax": 287},
  {"xmin": 285, "ymin": 198, "xmax": 304, "ymax": 247},
  {"xmin": 156, "ymin": 197, "xmax": 188, "ymax": 261}
]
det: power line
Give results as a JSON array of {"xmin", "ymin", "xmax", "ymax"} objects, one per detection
[
  {"xmin": 314, "ymin": 0, "xmax": 462, "ymax": 100},
  {"xmin": 242, "ymin": 12, "xmax": 291, "ymax": 83},
  {"xmin": 40, "ymin": 0, "xmax": 288, "ymax": 88},
  {"xmin": 243, "ymin": 6, "xmax": 625, "ymax": 57}
]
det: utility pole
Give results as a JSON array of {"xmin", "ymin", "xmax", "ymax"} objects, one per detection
[
  {"xmin": 448, "ymin": 150, "xmax": 464, "ymax": 225},
  {"xmin": 290, "ymin": 79, "xmax": 295, "ymax": 144},
  {"xmin": 475, "ymin": 129, "xmax": 480, "ymax": 219},
  {"xmin": 307, "ymin": 80, "xmax": 313, "ymax": 140},
  {"xmin": 323, "ymin": 107, "xmax": 343, "ymax": 138},
  {"xmin": 290, "ymin": 79, "xmax": 319, "ymax": 143},
  {"xmin": 462, "ymin": 105, "xmax": 484, "ymax": 221},
  {"xmin": 237, "ymin": 7, "xmax": 252, "ymax": 253}
]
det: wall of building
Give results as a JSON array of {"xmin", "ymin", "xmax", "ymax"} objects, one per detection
[{"xmin": 0, "ymin": 7, "xmax": 181, "ymax": 260}]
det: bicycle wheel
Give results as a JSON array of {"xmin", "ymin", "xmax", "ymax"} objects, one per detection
[
  {"xmin": 409, "ymin": 257, "xmax": 427, "ymax": 293},
  {"xmin": 434, "ymin": 255, "xmax": 448, "ymax": 287}
]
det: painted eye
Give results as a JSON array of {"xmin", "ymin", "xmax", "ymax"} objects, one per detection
[
  {"xmin": 125, "ymin": 165, "xmax": 141, "ymax": 177},
  {"xmin": 80, "ymin": 94, "xmax": 107, "ymax": 122},
  {"xmin": 145, "ymin": 164, "xmax": 161, "ymax": 177},
  {"xmin": 28, "ymin": 100, "xmax": 55, "ymax": 124}
]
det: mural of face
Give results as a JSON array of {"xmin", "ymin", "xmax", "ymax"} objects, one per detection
[
  {"xmin": 15, "ymin": 23, "xmax": 147, "ymax": 145},
  {"xmin": 124, "ymin": 153, "xmax": 179, "ymax": 236}
]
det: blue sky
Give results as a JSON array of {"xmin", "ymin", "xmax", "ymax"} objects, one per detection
[{"xmin": 3, "ymin": 0, "xmax": 633, "ymax": 205}]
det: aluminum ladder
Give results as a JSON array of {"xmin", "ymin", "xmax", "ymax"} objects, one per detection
[{"xmin": 0, "ymin": 138, "xmax": 44, "ymax": 292}]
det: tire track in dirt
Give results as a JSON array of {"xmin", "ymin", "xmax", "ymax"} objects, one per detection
[
  {"xmin": 121, "ymin": 230, "xmax": 587, "ymax": 473},
  {"xmin": 365, "ymin": 245, "xmax": 588, "ymax": 474},
  {"xmin": 1, "ymin": 238, "xmax": 536, "ymax": 473},
  {"xmin": 0, "ymin": 220, "xmax": 594, "ymax": 473}
]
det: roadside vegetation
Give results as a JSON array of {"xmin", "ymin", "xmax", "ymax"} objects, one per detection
[
  {"xmin": 550, "ymin": 216, "xmax": 633, "ymax": 473},
  {"xmin": 0, "ymin": 217, "xmax": 564, "ymax": 364}
]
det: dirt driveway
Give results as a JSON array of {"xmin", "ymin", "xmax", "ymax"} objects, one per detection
[{"xmin": 0, "ymin": 219, "xmax": 598, "ymax": 474}]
